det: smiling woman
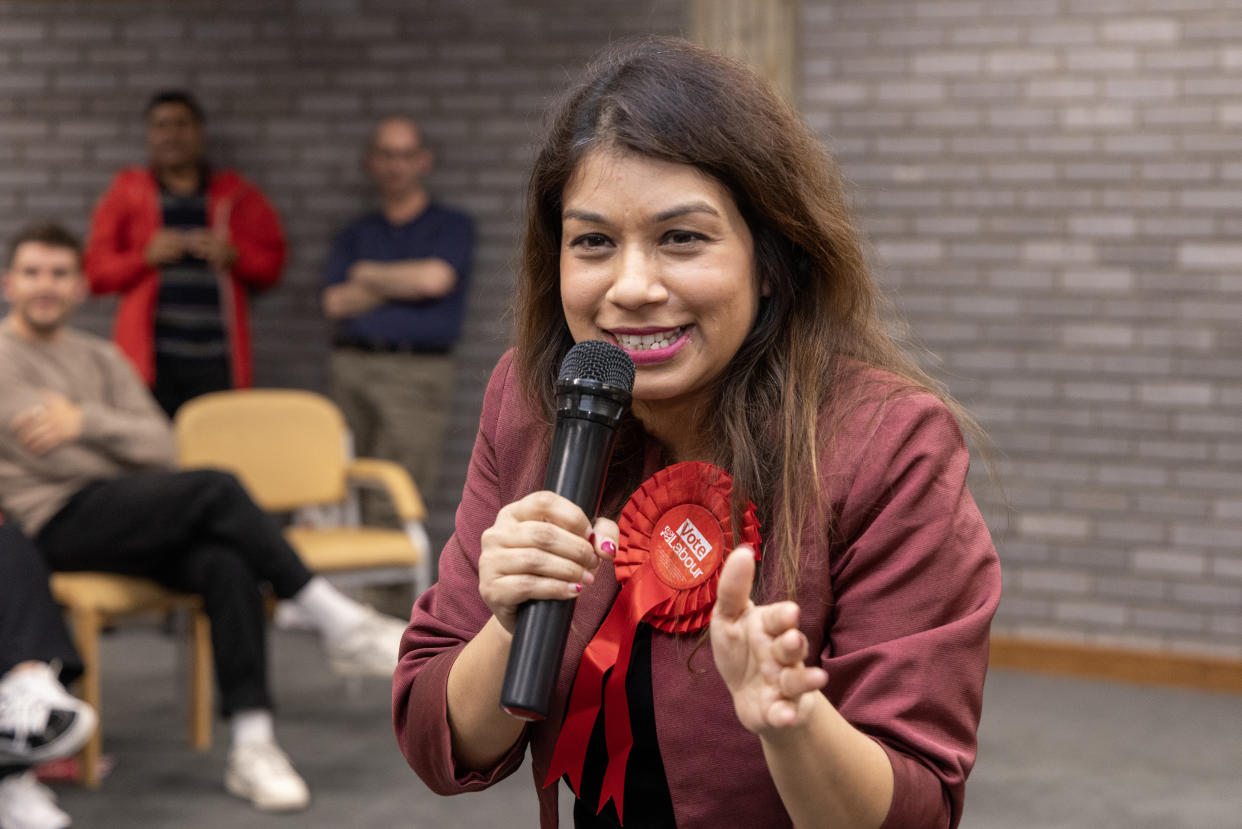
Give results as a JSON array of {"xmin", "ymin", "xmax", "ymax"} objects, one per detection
[
  {"xmin": 394, "ymin": 36, "xmax": 1001, "ymax": 829},
  {"xmin": 559, "ymin": 151, "xmax": 759, "ymax": 447}
]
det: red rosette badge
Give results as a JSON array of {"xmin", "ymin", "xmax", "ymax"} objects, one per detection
[{"xmin": 544, "ymin": 461, "xmax": 761, "ymax": 823}]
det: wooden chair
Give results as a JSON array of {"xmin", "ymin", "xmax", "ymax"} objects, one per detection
[
  {"xmin": 174, "ymin": 389, "xmax": 432, "ymax": 601},
  {"xmin": 49, "ymin": 572, "xmax": 213, "ymax": 788}
]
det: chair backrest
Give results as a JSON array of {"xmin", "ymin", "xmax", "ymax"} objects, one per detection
[{"xmin": 175, "ymin": 389, "xmax": 349, "ymax": 512}]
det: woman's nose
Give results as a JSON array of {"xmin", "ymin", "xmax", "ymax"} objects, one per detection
[{"xmin": 604, "ymin": 246, "xmax": 667, "ymax": 308}]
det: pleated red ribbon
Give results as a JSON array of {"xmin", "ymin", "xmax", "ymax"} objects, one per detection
[{"xmin": 543, "ymin": 461, "xmax": 761, "ymax": 823}]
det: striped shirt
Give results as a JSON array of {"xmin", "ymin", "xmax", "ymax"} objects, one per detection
[{"xmin": 155, "ymin": 183, "xmax": 227, "ymax": 359}]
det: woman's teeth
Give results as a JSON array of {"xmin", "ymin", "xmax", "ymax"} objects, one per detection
[{"xmin": 614, "ymin": 327, "xmax": 685, "ymax": 351}]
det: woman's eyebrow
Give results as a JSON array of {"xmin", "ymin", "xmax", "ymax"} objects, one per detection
[
  {"xmin": 563, "ymin": 203, "xmax": 722, "ymax": 224},
  {"xmin": 653, "ymin": 202, "xmax": 720, "ymax": 223},
  {"xmin": 562, "ymin": 208, "xmax": 608, "ymax": 223}
]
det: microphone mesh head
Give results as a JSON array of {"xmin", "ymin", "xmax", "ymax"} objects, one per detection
[{"xmin": 558, "ymin": 340, "xmax": 636, "ymax": 392}]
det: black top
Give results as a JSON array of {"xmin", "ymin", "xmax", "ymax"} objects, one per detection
[{"xmin": 572, "ymin": 623, "xmax": 677, "ymax": 828}]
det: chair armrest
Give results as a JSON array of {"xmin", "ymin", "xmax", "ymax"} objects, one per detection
[{"xmin": 345, "ymin": 457, "xmax": 428, "ymax": 522}]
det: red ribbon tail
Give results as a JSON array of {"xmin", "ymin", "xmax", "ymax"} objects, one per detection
[
  {"xmin": 543, "ymin": 606, "xmax": 626, "ymax": 793},
  {"xmin": 596, "ymin": 571, "xmax": 671, "ymax": 822}
]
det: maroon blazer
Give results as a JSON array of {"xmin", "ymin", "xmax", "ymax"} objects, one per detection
[{"xmin": 393, "ymin": 350, "xmax": 1001, "ymax": 829}]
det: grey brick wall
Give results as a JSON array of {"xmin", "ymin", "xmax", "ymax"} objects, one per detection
[
  {"xmin": 0, "ymin": 0, "xmax": 688, "ymax": 552},
  {"xmin": 801, "ymin": 0, "xmax": 1242, "ymax": 658},
  {"xmin": 3, "ymin": 0, "xmax": 1239, "ymax": 659}
]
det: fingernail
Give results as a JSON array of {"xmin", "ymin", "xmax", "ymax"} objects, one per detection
[
  {"xmin": 582, "ymin": 570, "xmax": 595, "ymax": 585},
  {"xmin": 601, "ymin": 540, "xmax": 616, "ymax": 556},
  {"xmin": 588, "ymin": 531, "xmax": 596, "ymax": 545},
  {"xmin": 571, "ymin": 583, "xmax": 583, "ymax": 594}
]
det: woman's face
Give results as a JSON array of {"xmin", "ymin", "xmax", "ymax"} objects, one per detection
[{"xmin": 559, "ymin": 150, "xmax": 759, "ymax": 412}]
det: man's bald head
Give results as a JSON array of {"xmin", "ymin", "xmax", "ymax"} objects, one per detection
[{"xmin": 367, "ymin": 117, "xmax": 432, "ymax": 203}]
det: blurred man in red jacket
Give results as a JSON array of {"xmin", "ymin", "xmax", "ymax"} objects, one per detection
[{"xmin": 84, "ymin": 90, "xmax": 286, "ymax": 416}]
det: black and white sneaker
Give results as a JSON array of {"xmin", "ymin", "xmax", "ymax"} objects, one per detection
[{"xmin": 0, "ymin": 664, "xmax": 97, "ymax": 764}]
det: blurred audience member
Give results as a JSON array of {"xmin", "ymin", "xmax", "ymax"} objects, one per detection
[
  {"xmin": 0, "ymin": 521, "xmax": 95, "ymax": 829},
  {"xmin": 322, "ymin": 117, "xmax": 474, "ymax": 509},
  {"xmin": 84, "ymin": 90, "xmax": 286, "ymax": 417},
  {"xmin": 0, "ymin": 222, "xmax": 402, "ymax": 812}
]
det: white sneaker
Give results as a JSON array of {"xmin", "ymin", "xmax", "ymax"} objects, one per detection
[
  {"xmin": 0, "ymin": 665, "xmax": 96, "ymax": 764},
  {"xmin": 224, "ymin": 741, "xmax": 310, "ymax": 812},
  {"xmin": 0, "ymin": 771, "xmax": 71, "ymax": 829},
  {"xmin": 323, "ymin": 607, "xmax": 407, "ymax": 678}
]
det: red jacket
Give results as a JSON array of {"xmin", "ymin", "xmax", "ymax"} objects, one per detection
[
  {"xmin": 83, "ymin": 166, "xmax": 286, "ymax": 388},
  {"xmin": 393, "ymin": 350, "xmax": 1001, "ymax": 829}
]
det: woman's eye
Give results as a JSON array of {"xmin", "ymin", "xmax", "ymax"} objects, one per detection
[
  {"xmin": 663, "ymin": 230, "xmax": 704, "ymax": 246},
  {"xmin": 570, "ymin": 232, "xmax": 612, "ymax": 250}
]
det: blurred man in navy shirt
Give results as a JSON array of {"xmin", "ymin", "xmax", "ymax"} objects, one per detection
[{"xmin": 322, "ymin": 117, "xmax": 474, "ymax": 516}]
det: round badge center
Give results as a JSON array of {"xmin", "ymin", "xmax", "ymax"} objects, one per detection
[{"xmin": 648, "ymin": 504, "xmax": 724, "ymax": 590}]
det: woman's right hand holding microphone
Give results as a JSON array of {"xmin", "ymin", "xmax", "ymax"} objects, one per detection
[{"xmin": 478, "ymin": 491, "xmax": 619, "ymax": 635}]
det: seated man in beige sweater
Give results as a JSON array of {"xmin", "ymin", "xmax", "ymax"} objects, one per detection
[{"xmin": 0, "ymin": 222, "xmax": 404, "ymax": 813}]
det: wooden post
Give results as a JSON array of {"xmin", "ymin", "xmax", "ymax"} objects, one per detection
[{"xmin": 690, "ymin": 0, "xmax": 800, "ymax": 102}]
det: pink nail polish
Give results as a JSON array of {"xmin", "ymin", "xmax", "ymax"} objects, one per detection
[
  {"xmin": 572, "ymin": 583, "xmax": 583, "ymax": 594},
  {"xmin": 588, "ymin": 531, "xmax": 596, "ymax": 545},
  {"xmin": 601, "ymin": 540, "xmax": 616, "ymax": 556}
]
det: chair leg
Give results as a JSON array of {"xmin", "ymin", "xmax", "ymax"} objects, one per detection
[
  {"xmin": 188, "ymin": 609, "xmax": 213, "ymax": 751},
  {"xmin": 66, "ymin": 607, "xmax": 103, "ymax": 789}
]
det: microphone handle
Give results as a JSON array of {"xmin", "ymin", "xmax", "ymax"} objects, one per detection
[{"xmin": 500, "ymin": 414, "xmax": 618, "ymax": 720}]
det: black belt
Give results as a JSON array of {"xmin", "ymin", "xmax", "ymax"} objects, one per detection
[{"xmin": 334, "ymin": 336, "xmax": 451, "ymax": 355}]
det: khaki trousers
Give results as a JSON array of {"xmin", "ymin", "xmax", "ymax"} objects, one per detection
[{"xmin": 329, "ymin": 349, "xmax": 455, "ymax": 524}]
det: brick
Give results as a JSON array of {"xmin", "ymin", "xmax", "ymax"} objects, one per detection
[
  {"xmin": 1027, "ymin": 78, "xmax": 1097, "ymax": 99},
  {"xmin": 879, "ymin": 26, "xmax": 946, "ymax": 48},
  {"xmin": 912, "ymin": 52, "xmax": 981, "ymax": 74},
  {"xmin": 1029, "ymin": 22, "xmax": 1097, "ymax": 46},
  {"xmin": 1020, "ymin": 568, "xmax": 1092, "ymax": 594},
  {"xmin": 1172, "ymin": 582, "xmax": 1242, "ymax": 607},
  {"xmin": 876, "ymin": 81, "xmax": 946, "ymax": 103},
  {"xmin": 1062, "ymin": 324, "xmax": 1135, "ymax": 348},
  {"xmin": 1054, "ymin": 600, "xmax": 1127, "ymax": 627},
  {"xmin": 1133, "ymin": 549, "xmax": 1207, "ymax": 576},
  {"xmin": 950, "ymin": 25, "xmax": 1022, "ymax": 45},
  {"xmin": 1139, "ymin": 381, "xmax": 1214, "ymax": 407},
  {"xmin": 1102, "ymin": 134, "xmax": 1175, "ymax": 154},
  {"xmin": 1171, "ymin": 525, "xmax": 1242, "ymax": 550},
  {"xmin": 985, "ymin": 50, "xmax": 1058, "ymax": 73},
  {"xmin": 1132, "ymin": 608, "xmax": 1204, "ymax": 633},
  {"xmin": 1064, "ymin": 48, "xmax": 1138, "ymax": 72},
  {"xmin": 1178, "ymin": 243, "xmax": 1242, "ymax": 269},
  {"xmin": 1019, "ymin": 512, "xmax": 1091, "ymax": 539},
  {"xmin": 1142, "ymin": 104, "xmax": 1216, "ymax": 127},
  {"xmin": 1068, "ymin": 214, "xmax": 1137, "ymax": 238},
  {"xmin": 1212, "ymin": 557, "xmax": 1242, "ymax": 580},
  {"xmin": 1104, "ymin": 77, "xmax": 1178, "ymax": 99},
  {"xmin": 1022, "ymin": 239, "xmax": 1096, "ymax": 264},
  {"xmin": 1179, "ymin": 190, "xmax": 1242, "ymax": 210},
  {"xmin": 1061, "ymin": 104, "xmax": 1135, "ymax": 129},
  {"xmin": 1062, "ymin": 381, "xmax": 1132, "ymax": 402},
  {"xmin": 1102, "ymin": 18, "xmax": 1179, "ymax": 42}
]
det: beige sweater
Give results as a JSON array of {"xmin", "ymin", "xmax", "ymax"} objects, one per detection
[{"xmin": 0, "ymin": 322, "xmax": 176, "ymax": 535}]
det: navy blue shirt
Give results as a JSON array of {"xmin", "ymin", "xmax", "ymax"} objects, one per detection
[{"xmin": 325, "ymin": 204, "xmax": 474, "ymax": 349}]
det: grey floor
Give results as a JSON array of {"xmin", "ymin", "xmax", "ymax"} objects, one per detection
[{"xmin": 50, "ymin": 622, "xmax": 1242, "ymax": 828}]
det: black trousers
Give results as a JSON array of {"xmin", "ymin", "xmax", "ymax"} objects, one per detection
[
  {"xmin": 0, "ymin": 523, "xmax": 82, "ymax": 683},
  {"xmin": 152, "ymin": 352, "xmax": 231, "ymax": 418},
  {"xmin": 0, "ymin": 523, "xmax": 82, "ymax": 780},
  {"xmin": 36, "ymin": 470, "xmax": 314, "ymax": 715}
]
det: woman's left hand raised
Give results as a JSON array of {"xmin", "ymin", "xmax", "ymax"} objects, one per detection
[{"xmin": 710, "ymin": 546, "xmax": 829, "ymax": 736}]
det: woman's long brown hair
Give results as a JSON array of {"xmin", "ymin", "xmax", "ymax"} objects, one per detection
[{"xmin": 513, "ymin": 36, "xmax": 983, "ymax": 595}]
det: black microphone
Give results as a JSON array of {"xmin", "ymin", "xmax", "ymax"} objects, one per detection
[{"xmin": 500, "ymin": 340, "xmax": 635, "ymax": 721}]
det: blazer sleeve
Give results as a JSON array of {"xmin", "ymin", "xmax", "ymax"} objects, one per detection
[
  {"xmin": 823, "ymin": 393, "xmax": 1001, "ymax": 829},
  {"xmin": 227, "ymin": 182, "xmax": 286, "ymax": 289},
  {"xmin": 84, "ymin": 174, "xmax": 152, "ymax": 294},
  {"xmin": 392, "ymin": 351, "xmax": 530, "ymax": 793}
]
